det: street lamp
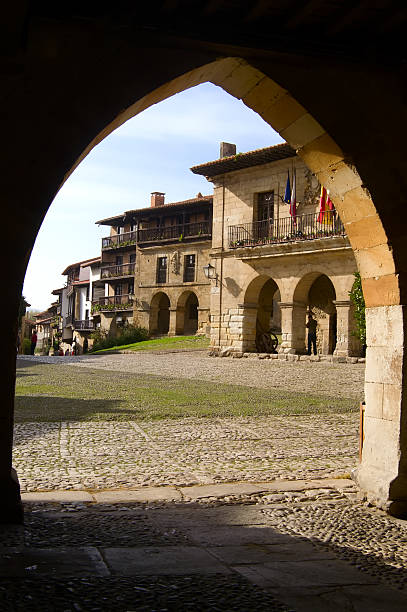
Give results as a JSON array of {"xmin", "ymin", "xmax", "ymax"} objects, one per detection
[{"xmin": 203, "ymin": 263, "xmax": 218, "ymax": 285}]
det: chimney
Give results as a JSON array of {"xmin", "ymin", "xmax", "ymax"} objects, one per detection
[
  {"xmin": 220, "ymin": 142, "xmax": 236, "ymax": 158},
  {"xmin": 151, "ymin": 192, "xmax": 165, "ymax": 207}
]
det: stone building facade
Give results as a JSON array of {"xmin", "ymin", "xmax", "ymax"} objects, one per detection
[
  {"xmin": 96, "ymin": 193, "xmax": 213, "ymax": 338},
  {"xmin": 191, "ymin": 143, "xmax": 361, "ymax": 357}
]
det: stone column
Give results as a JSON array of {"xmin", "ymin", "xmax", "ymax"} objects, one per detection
[
  {"xmin": 197, "ymin": 307, "xmax": 210, "ymax": 335},
  {"xmin": 168, "ymin": 307, "xmax": 179, "ymax": 336},
  {"xmin": 239, "ymin": 303, "xmax": 258, "ymax": 352},
  {"xmin": 356, "ymin": 305, "xmax": 407, "ymax": 516},
  {"xmin": 278, "ymin": 301, "xmax": 307, "ymax": 354},
  {"xmin": 333, "ymin": 300, "xmax": 359, "ymax": 357}
]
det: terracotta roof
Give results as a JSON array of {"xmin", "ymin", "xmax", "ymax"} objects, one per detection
[
  {"xmin": 62, "ymin": 256, "xmax": 100, "ymax": 275},
  {"xmin": 190, "ymin": 143, "xmax": 296, "ymax": 178},
  {"xmin": 96, "ymin": 195, "xmax": 212, "ymax": 227}
]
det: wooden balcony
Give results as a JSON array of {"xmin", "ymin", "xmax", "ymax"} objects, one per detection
[
  {"xmin": 228, "ymin": 212, "xmax": 345, "ymax": 249},
  {"xmin": 102, "ymin": 231, "xmax": 137, "ymax": 250},
  {"xmin": 101, "ymin": 221, "xmax": 211, "ymax": 250},
  {"xmin": 91, "ymin": 294, "xmax": 134, "ymax": 313},
  {"xmin": 100, "ymin": 263, "xmax": 135, "ymax": 279}
]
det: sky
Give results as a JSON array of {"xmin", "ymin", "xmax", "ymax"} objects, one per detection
[{"xmin": 23, "ymin": 82, "xmax": 283, "ymax": 310}]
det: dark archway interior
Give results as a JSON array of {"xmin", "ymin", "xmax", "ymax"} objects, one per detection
[
  {"xmin": 2, "ymin": 2, "xmax": 407, "ymax": 521},
  {"xmin": 308, "ymin": 275, "xmax": 337, "ymax": 355}
]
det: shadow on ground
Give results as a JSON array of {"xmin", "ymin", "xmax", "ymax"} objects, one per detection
[
  {"xmin": 0, "ymin": 501, "xmax": 407, "ymax": 611},
  {"xmin": 14, "ymin": 395, "xmax": 137, "ymax": 425}
]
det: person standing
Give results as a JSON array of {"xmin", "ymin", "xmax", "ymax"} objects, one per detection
[
  {"xmin": 306, "ymin": 312, "xmax": 317, "ymax": 356},
  {"xmin": 30, "ymin": 329, "xmax": 37, "ymax": 355}
]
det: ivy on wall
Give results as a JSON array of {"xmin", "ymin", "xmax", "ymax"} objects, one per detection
[{"xmin": 349, "ymin": 272, "xmax": 366, "ymax": 347}]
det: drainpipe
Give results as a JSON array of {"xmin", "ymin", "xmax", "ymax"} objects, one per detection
[{"xmin": 218, "ymin": 177, "xmax": 225, "ymax": 347}]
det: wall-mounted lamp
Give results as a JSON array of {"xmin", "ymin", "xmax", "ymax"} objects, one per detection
[{"xmin": 203, "ymin": 263, "xmax": 218, "ymax": 286}]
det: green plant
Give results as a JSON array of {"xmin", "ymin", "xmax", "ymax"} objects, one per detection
[
  {"xmin": 22, "ymin": 338, "xmax": 31, "ymax": 355},
  {"xmin": 349, "ymin": 271, "xmax": 366, "ymax": 348},
  {"xmin": 90, "ymin": 324, "xmax": 149, "ymax": 352}
]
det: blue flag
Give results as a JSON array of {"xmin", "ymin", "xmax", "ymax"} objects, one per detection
[{"xmin": 283, "ymin": 171, "xmax": 291, "ymax": 203}]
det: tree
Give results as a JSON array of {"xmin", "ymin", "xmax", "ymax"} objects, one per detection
[{"xmin": 349, "ymin": 272, "xmax": 366, "ymax": 350}]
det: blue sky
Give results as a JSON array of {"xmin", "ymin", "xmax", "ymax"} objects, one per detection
[{"xmin": 23, "ymin": 82, "xmax": 282, "ymax": 310}]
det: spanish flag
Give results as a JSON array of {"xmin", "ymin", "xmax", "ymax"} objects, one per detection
[
  {"xmin": 317, "ymin": 186, "xmax": 334, "ymax": 224},
  {"xmin": 290, "ymin": 171, "xmax": 297, "ymax": 221}
]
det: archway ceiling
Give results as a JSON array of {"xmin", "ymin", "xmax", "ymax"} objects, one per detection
[{"xmin": 8, "ymin": 1, "xmax": 407, "ymax": 65}]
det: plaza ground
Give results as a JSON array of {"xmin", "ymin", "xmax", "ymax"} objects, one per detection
[{"xmin": 5, "ymin": 353, "xmax": 407, "ymax": 611}]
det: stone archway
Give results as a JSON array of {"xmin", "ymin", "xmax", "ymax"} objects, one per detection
[
  {"xmin": 238, "ymin": 275, "xmax": 282, "ymax": 353},
  {"xmin": 149, "ymin": 292, "xmax": 170, "ymax": 336},
  {"xmin": 3, "ymin": 35, "xmax": 407, "ymax": 519},
  {"xmin": 307, "ymin": 274, "xmax": 337, "ymax": 355},
  {"xmin": 176, "ymin": 292, "xmax": 199, "ymax": 336}
]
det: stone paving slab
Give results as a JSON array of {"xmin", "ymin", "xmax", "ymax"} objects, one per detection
[
  {"xmin": 207, "ymin": 542, "xmax": 336, "ymax": 564},
  {"xmin": 266, "ymin": 584, "xmax": 407, "ymax": 612},
  {"xmin": 104, "ymin": 545, "xmax": 231, "ymax": 575},
  {"xmin": 236, "ymin": 558, "xmax": 377, "ymax": 588},
  {"xmin": 21, "ymin": 490, "xmax": 94, "ymax": 502},
  {"xmin": 93, "ymin": 486, "xmax": 182, "ymax": 503},
  {"xmin": 0, "ymin": 546, "xmax": 109, "ymax": 577}
]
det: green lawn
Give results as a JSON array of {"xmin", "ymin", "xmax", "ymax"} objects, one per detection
[
  {"xmin": 14, "ymin": 361, "xmax": 358, "ymax": 422},
  {"xmin": 91, "ymin": 335, "xmax": 210, "ymax": 353}
]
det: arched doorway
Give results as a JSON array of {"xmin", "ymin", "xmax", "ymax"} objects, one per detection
[
  {"xmin": 3, "ymin": 33, "xmax": 407, "ymax": 518},
  {"xmin": 240, "ymin": 275, "xmax": 281, "ymax": 353},
  {"xmin": 256, "ymin": 278, "xmax": 280, "ymax": 353},
  {"xmin": 149, "ymin": 292, "xmax": 170, "ymax": 336},
  {"xmin": 184, "ymin": 293, "xmax": 199, "ymax": 335},
  {"xmin": 308, "ymin": 275, "xmax": 337, "ymax": 355}
]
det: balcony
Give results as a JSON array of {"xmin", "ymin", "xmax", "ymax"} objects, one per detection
[
  {"xmin": 138, "ymin": 220, "xmax": 211, "ymax": 245},
  {"xmin": 102, "ymin": 231, "xmax": 137, "ymax": 250},
  {"xmin": 74, "ymin": 319, "xmax": 95, "ymax": 331},
  {"xmin": 228, "ymin": 212, "xmax": 345, "ymax": 249},
  {"xmin": 102, "ymin": 222, "xmax": 211, "ymax": 250},
  {"xmin": 91, "ymin": 294, "xmax": 134, "ymax": 313},
  {"xmin": 100, "ymin": 263, "xmax": 135, "ymax": 279}
]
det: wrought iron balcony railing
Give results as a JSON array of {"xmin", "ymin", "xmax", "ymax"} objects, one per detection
[
  {"xmin": 100, "ymin": 263, "xmax": 135, "ymax": 279},
  {"xmin": 102, "ymin": 221, "xmax": 211, "ymax": 250},
  {"xmin": 91, "ymin": 294, "xmax": 134, "ymax": 313},
  {"xmin": 74, "ymin": 319, "xmax": 95, "ymax": 330},
  {"xmin": 228, "ymin": 212, "xmax": 345, "ymax": 249}
]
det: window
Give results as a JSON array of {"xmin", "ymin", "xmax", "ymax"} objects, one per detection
[
  {"xmin": 156, "ymin": 256, "xmax": 167, "ymax": 284},
  {"xmin": 114, "ymin": 284, "xmax": 123, "ymax": 296},
  {"xmin": 129, "ymin": 253, "xmax": 136, "ymax": 264},
  {"xmin": 256, "ymin": 191, "xmax": 274, "ymax": 222},
  {"xmin": 184, "ymin": 254, "xmax": 195, "ymax": 282}
]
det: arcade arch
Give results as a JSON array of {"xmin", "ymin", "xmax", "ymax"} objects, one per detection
[
  {"xmin": 176, "ymin": 291, "xmax": 199, "ymax": 336},
  {"xmin": 149, "ymin": 292, "xmax": 170, "ymax": 336},
  {"xmin": 3, "ymin": 50, "xmax": 407, "ymax": 519}
]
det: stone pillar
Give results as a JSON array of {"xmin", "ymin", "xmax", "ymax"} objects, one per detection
[
  {"xmin": 333, "ymin": 300, "xmax": 359, "ymax": 357},
  {"xmin": 355, "ymin": 305, "xmax": 407, "ymax": 517},
  {"xmin": 239, "ymin": 303, "xmax": 258, "ymax": 352},
  {"xmin": 197, "ymin": 307, "xmax": 210, "ymax": 336},
  {"xmin": 278, "ymin": 301, "xmax": 307, "ymax": 354},
  {"xmin": 168, "ymin": 307, "xmax": 178, "ymax": 336}
]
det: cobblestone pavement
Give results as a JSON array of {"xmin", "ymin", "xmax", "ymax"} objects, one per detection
[
  {"xmin": 14, "ymin": 415, "xmax": 359, "ymax": 493},
  {"xmin": 15, "ymin": 354, "xmax": 363, "ymax": 493},
  {"xmin": 1, "ymin": 485, "xmax": 407, "ymax": 611}
]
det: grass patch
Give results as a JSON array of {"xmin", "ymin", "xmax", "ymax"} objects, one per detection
[
  {"xmin": 91, "ymin": 335, "xmax": 210, "ymax": 354},
  {"xmin": 15, "ymin": 361, "xmax": 358, "ymax": 423}
]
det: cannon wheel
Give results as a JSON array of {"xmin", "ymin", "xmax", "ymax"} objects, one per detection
[
  {"xmin": 256, "ymin": 331, "xmax": 279, "ymax": 354},
  {"xmin": 269, "ymin": 331, "xmax": 279, "ymax": 353}
]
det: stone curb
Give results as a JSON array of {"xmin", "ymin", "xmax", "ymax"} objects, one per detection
[
  {"xmin": 208, "ymin": 350, "xmax": 365, "ymax": 364},
  {"xmin": 21, "ymin": 478, "xmax": 354, "ymax": 504}
]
